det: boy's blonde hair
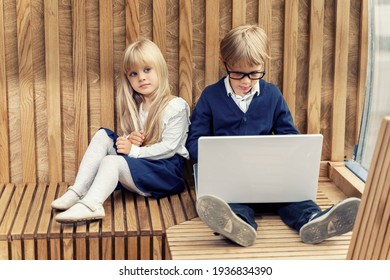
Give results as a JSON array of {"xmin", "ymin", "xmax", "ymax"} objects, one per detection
[
  {"xmin": 117, "ymin": 38, "xmax": 173, "ymax": 146},
  {"xmin": 220, "ymin": 25, "xmax": 270, "ymax": 67}
]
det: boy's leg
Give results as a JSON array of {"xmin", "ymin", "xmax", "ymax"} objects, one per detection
[
  {"xmin": 55, "ymin": 155, "xmax": 136, "ymax": 223},
  {"xmin": 196, "ymin": 195, "xmax": 257, "ymax": 247},
  {"xmin": 278, "ymin": 198, "xmax": 361, "ymax": 244},
  {"xmin": 51, "ymin": 129, "xmax": 117, "ymax": 210}
]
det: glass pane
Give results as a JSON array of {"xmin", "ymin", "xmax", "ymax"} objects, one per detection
[{"xmin": 348, "ymin": 0, "xmax": 390, "ymax": 181}]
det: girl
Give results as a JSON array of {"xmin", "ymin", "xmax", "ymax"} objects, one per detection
[{"xmin": 52, "ymin": 38, "xmax": 190, "ymax": 223}]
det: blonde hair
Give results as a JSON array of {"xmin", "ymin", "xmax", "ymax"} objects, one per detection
[
  {"xmin": 117, "ymin": 38, "xmax": 173, "ymax": 146},
  {"xmin": 220, "ymin": 25, "xmax": 270, "ymax": 67}
]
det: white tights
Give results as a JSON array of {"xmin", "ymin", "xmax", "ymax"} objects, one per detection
[{"xmin": 72, "ymin": 129, "xmax": 149, "ymax": 206}]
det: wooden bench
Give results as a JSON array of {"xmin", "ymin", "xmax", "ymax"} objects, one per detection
[{"xmin": 0, "ymin": 178, "xmax": 197, "ymax": 260}]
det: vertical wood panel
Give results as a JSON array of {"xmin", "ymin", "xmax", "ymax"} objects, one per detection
[
  {"xmin": 232, "ymin": 0, "xmax": 246, "ymax": 28},
  {"xmin": 44, "ymin": 0, "xmax": 62, "ymax": 182},
  {"xmin": 0, "ymin": 0, "xmax": 10, "ymax": 182},
  {"xmin": 73, "ymin": 0, "xmax": 88, "ymax": 170},
  {"xmin": 307, "ymin": 0, "xmax": 324, "ymax": 134},
  {"xmin": 258, "ymin": 0, "xmax": 272, "ymax": 82},
  {"xmin": 356, "ymin": 0, "xmax": 368, "ymax": 142},
  {"xmin": 126, "ymin": 0, "xmax": 140, "ymax": 45},
  {"xmin": 283, "ymin": 0, "xmax": 299, "ymax": 119},
  {"xmin": 331, "ymin": 0, "xmax": 350, "ymax": 161},
  {"xmin": 153, "ymin": 0, "xmax": 167, "ymax": 55},
  {"xmin": 16, "ymin": 0, "xmax": 36, "ymax": 182},
  {"xmin": 205, "ymin": 0, "xmax": 220, "ymax": 87},
  {"xmin": 179, "ymin": 0, "xmax": 192, "ymax": 106},
  {"xmin": 348, "ymin": 118, "xmax": 390, "ymax": 260},
  {"xmin": 99, "ymin": 0, "xmax": 114, "ymax": 130}
]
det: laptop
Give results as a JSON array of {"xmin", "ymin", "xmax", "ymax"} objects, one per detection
[{"xmin": 194, "ymin": 134, "xmax": 323, "ymax": 203}]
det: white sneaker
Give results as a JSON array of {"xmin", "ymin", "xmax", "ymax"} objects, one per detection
[
  {"xmin": 196, "ymin": 195, "xmax": 257, "ymax": 247},
  {"xmin": 51, "ymin": 186, "xmax": 84, "ymax": 210},
  {"xmin": 55, "ymin": 200, "xmax": 105, "ymax": 223},
  {"xmin": 299, "ymin": 197, "xmax": 361, "ymax": 244}
]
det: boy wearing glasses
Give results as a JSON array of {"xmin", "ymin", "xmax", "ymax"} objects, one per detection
[{"xmin": 186, "ymin": 25, "xmax": 360, "ymax": 247}]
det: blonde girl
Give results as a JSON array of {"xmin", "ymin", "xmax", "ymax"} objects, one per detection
[{"xmin": 52, "ymin": 38, "xmax": 190, "ymax": 223}]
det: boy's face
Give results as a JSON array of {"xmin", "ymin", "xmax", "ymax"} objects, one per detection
[{"xmin": 225, "ymin": 62, "xmax": 264, "ymax": 97}]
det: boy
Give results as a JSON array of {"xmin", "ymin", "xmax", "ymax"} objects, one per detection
[{"xmin": 186, "ymin": 25, "xmax": 360, "ymax": 247}]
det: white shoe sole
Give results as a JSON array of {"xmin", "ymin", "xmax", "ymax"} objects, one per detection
[
  {"xmin": 196, "ymin": 195, "xmax": 257, "ymax": 247},
  {"xmin": 299, "ymin": 197, "xmax": 361, "ymax": 244}
]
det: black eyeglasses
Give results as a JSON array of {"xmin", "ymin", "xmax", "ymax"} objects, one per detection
[{"xmin": 224, "ymin": 62, "xmax": 266, "ymax": 80}]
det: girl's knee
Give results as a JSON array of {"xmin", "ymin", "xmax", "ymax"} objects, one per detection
[{"xmin": 100, "ymin": 155, "xmax": 126, "ymax": 169}]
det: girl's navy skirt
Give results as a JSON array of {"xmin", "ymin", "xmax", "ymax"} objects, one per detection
[{"xmin": 101, "ymin": 128, "xmax": 186, "ymax": 198}]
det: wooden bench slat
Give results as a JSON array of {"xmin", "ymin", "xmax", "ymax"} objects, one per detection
[
  {"xmin": 23, "ymin": 183, "xmax": 46, "ymax": 238},
  {"xmin": 10, "ymin": 183, "xmax": 35, "ymax": 239},
  {"xmin": 159, "ymin": 197, "xmax": 176, "ymax": 228},
  {"xmin": 113, "ymin": 190, "xmax": 125, "ymax": 260},
  {"xmin": 136, "ymin": 195, "xmax": 151, "ymax": 235},
  {"xmin": 101, "ymin": 193, "xmax": 113, "ymax": 260},
  {"xmin": 148, "ymin": 198, "xmax": 163, "ymax": 234},
  {"xmin": 0, "ymin": 184, "xmax": 15, "ymax": 227},
  {"xmin": 170, "ymin": 194, "xmax": 186, "ymax": 224}
]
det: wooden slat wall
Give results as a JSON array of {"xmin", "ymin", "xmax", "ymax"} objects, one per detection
[{"xmin": 0, "ymin": 0, "xmax": 368, "ymax": 184}]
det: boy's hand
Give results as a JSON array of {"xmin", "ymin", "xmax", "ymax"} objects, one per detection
[
  {"xmin": 128, "ymin": 130, "xmax": 145, "ymax": 146},
  {"xmin": 116, "ymin": 136, "xmax": 132, "ymax": 155}
]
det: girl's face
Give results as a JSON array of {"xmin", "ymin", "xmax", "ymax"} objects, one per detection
[
  {"xmin": 127, "ymin": 64, "xmax": 159, "ymax": 99},
  {"xmin": 225, "ymin": 62, "xmax": 264, "ymax": 97}
]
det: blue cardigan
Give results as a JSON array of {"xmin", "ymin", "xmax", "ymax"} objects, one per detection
[{"xmin": 186, "ymin": 77, "xmax": 298, "ymax": 161}]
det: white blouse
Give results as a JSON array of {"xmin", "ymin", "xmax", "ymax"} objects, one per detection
[{"xmin": 128, "ymin": 97, "xmax": 190, "ymax": 160}]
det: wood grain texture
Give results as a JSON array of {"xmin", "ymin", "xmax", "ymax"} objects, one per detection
[
  {"xmin": 99, "ymin": 0, "xmax": 115, "ymax": 130},
  {"xmin": 331, "ymin": 0, "xmax": 350, "ymax": 161},
  {"xmin": 0, "ymin": 0, "xmax": 10, "ymax": 182},
  {"xmin": 126, "ymin": 0, "xmax": 139, "ymax": 45},
  {"xmin": 179, "ymin": 0, "xmax": 192, "ymax": 106},
  {"xmin": 44, "ymin": 0, "xmax": 62, "ymax": 182},
  {"xmin": 282, "ymin": 0, "xmax": 298, "ymax": 119},
  {"xmin": 348, "ymin": 118, "xmax": 390, "ymax": 260},
  {"xmin": 307, "ymin": 0, "xmax": 324, "ymax": 134},
  {"xmin": 153, "ymin": 0, "xmax": 167, "ymax": 55},
  {"xmin": 258, "ymin": 0, "xmax": 272, "ymax": 81},
  {"xmin": 232, "ymin": 0, "xmax": 246, "ymax": 28},
  {"xmin": 73, "ymin": 0, "xmax": 88, "ymax": 170},
  {"xmin": 205, "ymin": 0, "xmax": 220, "ymax": 87},
  {"xmin": 16, "ymin": 0, "xmax": 37, "ymax": 182}
]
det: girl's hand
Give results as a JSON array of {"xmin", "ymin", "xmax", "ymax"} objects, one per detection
[
  {"xmin": 116, "ymin": 136, "xmax": 132, "ymax": 155},
  {"xmin": 128, "ymin": 130, "xmax": 145, "ymax": 146}
]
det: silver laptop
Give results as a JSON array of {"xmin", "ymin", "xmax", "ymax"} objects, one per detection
[{"xmin": 194, "ymin": 134, "xmax": 323, "ymax": 203}]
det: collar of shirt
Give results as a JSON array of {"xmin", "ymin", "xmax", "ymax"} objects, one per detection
[{"xmin": 223, "ymin": 76, "xmax": 260, "ymax": 99}]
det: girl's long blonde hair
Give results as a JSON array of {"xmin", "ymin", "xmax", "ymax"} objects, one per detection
[{"xmin": 117, "ymin": 38, "xmax": 173, "ymax": 146}]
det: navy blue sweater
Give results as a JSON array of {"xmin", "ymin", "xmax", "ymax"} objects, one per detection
[{"xmin": 186, "ymin": 77, "xmax": 298, "ymax": 161}]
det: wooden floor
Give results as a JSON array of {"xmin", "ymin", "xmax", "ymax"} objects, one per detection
[{"xmin": 167, "ymin": 180, "xmax": 353, "ymax": 260}]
